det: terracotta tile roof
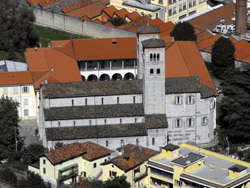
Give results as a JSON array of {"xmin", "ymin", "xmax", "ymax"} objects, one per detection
[
  {"xmin": 25, "ymin": 47, "xmax": 82, "ymax": 89},
  {"xmin": 164, "ymin": 41, "xmax": 217, "ymax": 95},
  {"xmin": 92, "ymin": 19, "xmax": 103, "ymax": 24},
  {"xmin": 188, "ymin": 3, "xmax": 235, "ymax": 30},
  {"xmin": 51, "ymin": 40, "xmax": 71, "ymax": 48},
  {"xmin": 61, "ymin": 0, "xmax": 95, "ymax": 13},
  {"xmin": 114, "ymin": 8, "xmax": 129, "ymax": 19},
  {"xmin": 242, "ymin": 55, "xmax": 250, "ymax": 63},
  {"xmin": 118, "ymin": 16, "xmax": 151, "ymax": 32},
  {"xmin": 126, "ymin": 12, "xmax": 141, "ymax": 21},
  {"xmin": 72, "ymin": 37, "xmax": 137, "ymax": 60},
  {"xmin": 102, "ymin": 144, "xmax": 159, "ymax": 172},
  {"xmin": 159, "ymin": 29, "xmax": 172, "ymax": 39},
  {"xmin": 0, "ymin": 71, "xmax": 34, "ymax": 86},
  {"xmin": 81, "ymin": 142, "xmax": 113, "ymax": 161},
  {"xmin": 105, "ymin": 22, "xmax": 115, "ymax": 27},
  {"xmin": 102, "ymin": 6, "xmax": 117, "ymax": 17},
  {"xmin": 235, "ymin": 46, "xmax": 250, "ymax": 59},
  {"xmin": 99, "ymin": 0, "xmax": 110, "ymax": 5},
  {"xmin": 53, "ymin": 40, "xmax": 76, "ymax": 59},
  {"xmin": 196, "ymin": 30, "xmax": 213, "ymax": 43},
  {"xmin": 37, "ymin": 0, "xmax": 65, "ymax": 8},
  {"xmin": 45, "ymin": 142, "xmax": 87, "ymax": 165},
  {"xmin": 234, "ymin": 40, "xmax": 250, "ymax": 52},
  {"xmin": 197, "ymin": 34, "xmax": 222, "ymax": 51},
  {"xmin": 26, "ymin": 0, "xmax": 39, "ymax": 5},
  {"xmin": 149, "ymin": 18, "xmax": 164, "ymax": 26},
  {"xmin": 81, "ymin": 16, "xmax": 91, "ymax": 21},
  {"xmin": 158, "ymin": 21, "xmax": 175, "ymax": 32},
  {"xmin": 67, "ymin": 1, "xmax": 106, "ymax": 19}
]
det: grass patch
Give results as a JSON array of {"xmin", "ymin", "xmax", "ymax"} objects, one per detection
[
  {"xmin": 34, "ymin": 25, "xmax": 90, "ymax": 47},
  {"xmin": 0, "ymin": 51, "xmax": 7, "ymax": 61},
  {"xmin": 0, "ymin": 51, "xmax": 26, "ymax": 63}
]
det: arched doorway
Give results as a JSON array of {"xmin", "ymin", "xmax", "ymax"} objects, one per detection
[
  {"xmin": 124, "ymin": 73, "xmax": 134, "ymax": 80},
  {"xmin": 87, "ymin": 74, "xmax": 98, "ymax": 81},
  {"xmin": 81, "ymin": 75, "xmax": 86, "ymax": 82},
  {"xmin": 99, "ymin": 74, "xmax": 110, "ymax": 81},
  {"xmin": 112, "ymin": 73, "xmax": 122, "ymax": 80}
]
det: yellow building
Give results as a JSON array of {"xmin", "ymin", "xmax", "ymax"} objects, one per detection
[
  {"xmin": 101, "ymin": 144, "xmax": 159, "ymax": 188},
  {"xmin": 146, "ymin": 143, "xmax": 250, "ymax": 188},
  {"xmin": 110, "ymin": 0, "xmax": 208, "ymax": 22},
  {"xmin": 0, "ymin": 71, "xmax": 37, "ymax": 120},
  {"xmin": 28, "ymin": 142, "xmax": 113, "ymax": 188}
]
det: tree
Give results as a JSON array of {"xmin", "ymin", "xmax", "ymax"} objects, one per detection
[
  {"xmin": 211, "ymin": 37, "xmax": 235, "ymax": 79},
  {"xmin": 22, "ymin": 144, "xmax": 47, "ymax": 164},
  {"xmin": 0, "ymin": 0, "xmax": 38, "ymax": 51},
  {"xmin": 0, "ymin": 96, "xmax": 19, "ymax": 158},
  {"xmin": 170, "ymin": 21, "xmax": 197, "ymax": 42},
  {"xmin": 218, "ymin": 64, "xmax": 250, "ymax": 143},
  {"xmin": 104, "ymin": 175, "xmax": 130, "ymax": 188},
  {"xmin": 0, "ymin": 168, "xmax": 17, "ymax": 185},
  {"xmin": 109, "ymin": 17, "xmax": 127, "ymax": 27},
  {"xmin": 16, "ymin": 171, "xmax": 50, "ymax": 188}
]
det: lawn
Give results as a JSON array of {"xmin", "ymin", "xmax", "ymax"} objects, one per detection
[{"xmin": 34, "ymin": 25, "xmax": 90, "ymax": 47}]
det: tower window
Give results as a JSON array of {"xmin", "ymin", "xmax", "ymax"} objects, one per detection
[
  {"xmin": 135, "ymin": 118, "xmax": 137, "ymax": 123},
  {"xmin": 152, "ymin": 137, "xmax": 155, "ymax": 145},
  {"xmin": 202, "ymin": 117, "xmax": 208, "ymax": 125},
  {"xmin": 175, "ymin": 96, "xmax": 182, "ymax": 104},
  {"xmin": 150, "ymin": 69, "xmax": 154, "ymax": 76},
  {"xmin": 72, "ymin": 99, "xmax": 74, "ymax": 106},
  {"xmin": 120, "ymin": 119, "xmax": 122, "ymax": 124},
  {"xmin": 150, "ymin": 53, "xmax": 153, "ymax": 61},
  {"xmin": 153, "ymin": 54, "xmax": 156, "ymax": 61},
  {"xmin": 133, "ymin": 96, "xmax": 136, "ymax": 103},
  {"xmin": 157, "ymin": 53, "xmax": 160, "ymax": 61},
  {"xmin": 187, "ymin": 118, "xmax": 193, "ymax": 127},
  {"xmin": 73, "ymin": 121, "xmax": 76, "ymax": 126},
  {"xmin": 176, "ymin": 119, "xmax": 181, "ymax": 128},
  {"xmin": 117, "ymin": 97, "xmax": 119, "ymax": 104},
  {"xmin": 85, "ymin": 99, "xmax": 88, "ymax": 105},
  {"xmin": 58, "ymin": 122, "xmax": 60, "ymax": 127},
  {"xmin": 157, "ymin": 69, "xmax": 160, "ymax": 75},
  {"xmin": 101, "ymin": 98, "xmax": 104, "ymax": 105},
  {"xmin": 104, "ymin": 119, "xmax": 107, "ymax": 124},
  {"xmin": 187, "ymin": 95, "xmax": 194, "ymax": 104},
  {"xmin": 89, "ymin": 120, "xmax": 92, "ymax": 125}
]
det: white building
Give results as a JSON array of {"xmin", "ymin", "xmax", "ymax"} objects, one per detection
[{"xmin": 38, "ymin": 25, "xmax": 217, "ymax": 150}]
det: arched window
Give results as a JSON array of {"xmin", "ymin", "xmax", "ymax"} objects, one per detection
[
  {"xmin": 150, "ymin": 69, "xmax": 154, "ymax": 76},
  {"xmin": 157, "ymin": 68, "xmax": 160, "ymax": 75},
  {"xmin": 157, "ymin": 53, "xmax": 160, "ymax": 61},
  {"xmin": 153, "ymin": 54, "xmax": 156, "ymax": 61},
  {"xmin": 150, "ymin": 53, "xmax": 153, "ymax": 61}
]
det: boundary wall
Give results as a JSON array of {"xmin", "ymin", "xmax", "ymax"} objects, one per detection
[{"xmin": 33, "ymin": 8, "xmax": 136, "ymax": 38}]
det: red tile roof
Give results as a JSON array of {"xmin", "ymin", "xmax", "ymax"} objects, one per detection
[
  {"xmin": 81, "ymin": 142, "xmax": 113, "ymax": 161},
  {"xmin": 235, "ymin": 46, "xmax": 250, "ymax": 59},
  {"xmin": 104, "ymin": 22, "xmax": 115, "ymax": 27},
  {"xmin": 234, "ymin": 40, "xmax": 250, "ymax": 52},
  {"xmin": 188, "ymin": 3, "xmax": 235, "ymax": 30},
  {"xmin": 158, "ymin": 21, "xmax": 175, "ymax": 32},
  {"xmin": 92, "ymin": 19, "xmax": 103, "ymax": 24},
  {"xmin": 149, "ymin": 18, "xmax": 164, "ymax": 26},
  {"xmin": 126, "ymin": 12, "xmax": 141, "ymax": 21},
  {"xmin": 164, "ymin": 41, "xmax": 217, "ymax": 94},
  {"xmin": 26, "ymin": 0, "xmax": 39, "ymax": 5},
  {"xmin": 197, "ymin": 34, "xmax": 222, "ymax": 51},
  {"xmin": 45, "ymin": 142, "xmax": 87, "ymax": 165},
  {"xmin": 0, "ymin": 71, "xmax": 34, "ymax": 86},
  {"xmin": 61, "ymin": 0, "xmax": 95, "ymax": 13},
  {"xmin": 102, "ymin": 144, "xmax": 159, "ymax": 172},
  {"xmin": 196, "ymin": 30, "xmax": 213, "ymax": 43},
  {"xmin": 81, "ymin": 16, "xmax": 91, "ymax": 21},
  {"xmin": 118, "ymin": 16, "xmax": 151, "ymax": 32},
  {"xmin": 37, "ymin": 0, "xmax": 65, "ymax": 8},
  {"xmin": 102, "ymin": 6, "xmax": 117, "ymax": 17},
  {"xmin": 114, "ymin": 8, "xmax": 129, "ymax": 19},
  {"xmin": 67, "ymin": 1, "xmax": 106, "ymax": 19}
]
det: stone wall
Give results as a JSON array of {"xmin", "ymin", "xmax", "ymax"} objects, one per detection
[{"xmin": 33, "ymin": 8, "xmax": 136, "ymax": 38}]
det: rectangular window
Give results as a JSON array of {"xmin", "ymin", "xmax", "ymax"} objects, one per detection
[
  {"xmin": 187, "ymin": 118, "xmax": 193, "ymax": 127},
  {"xmin": 189, "ymin": 10, "xmax": 196, "ymax": 15},
  {"xmin": 159, "ymin": 0, "xmax": 163, "ymax": 4},
  {"xmin": 152, "ymin": 137, "xmax": 155, "ymax": 145},
  {"xmin": 22, "ymin": 87, "xmax": 29, "ymax": 93},
  {"xmin": 193, "ymin": 0, "xmax": 196, "ymax": 6},
  {"xmin": 120, "ymin": 119, "xmax": 122, "ymax": 124},
  {"xmin": 93, "ymin": 163, "xmax": 97, "ymax": 168},
  {"xmin": 179, "ymin": 14, "xmax": 186, "ymax": 20},
  {"xmin": 121, "ymin": 140, "xmax": 124, "ymax": 146},
  {"xmin": 101, "ymin": 98, "xmax": 104, "ymax": 105},
  {"xmin": 183, "ymin": 2, "xmax": 186, "ymax": 10},
  {"xmin": 189, "ymin": 0, "xmax": 192, "ymax": 7},
  {"xmin": 89, "ymin": 120, "xmax": 91, "ymax": 125},
  {"xmin": 83, "ymin": 171, "xmax": 86, "ymax": 177},
  {"xmin": 72, "ymin": 99, "xmax": 74, "ymax": 106},
  {"xmin": 3, "ymin": 88, "xmax": 8, "ymax": 94},
  {"xmin": 176, "ymin": 119, "xmax": 181, "ymax": 128},
  {"xmin": 58, "ymin": 122, "xmax": 60, "ymax": 127},
  {"xmin": 187, "ymin": 95, "xmax": 194, "ymax": 104},
  {"xmin": 136, "ymin": 139, "xmax": 139, "ymax": 146},
  {"xmin": 43, "ymin": 159, "xmax": 46, "ymax": 164},
  {"xmin": 150, "ymin": 69, "xmax": 154, "ymax": 75},
  {"xmin": 173, "ymin": 7, "xmax": 176, "ymax": 14},
  {"xmin": 104, "ymin": 119, "xmax": 107, "ymax": 124},
  {"xmin": 23, "ymin": 98, "xmax": 29, "ymax": 106},
  {"xmin": 106, "ymin": 140, "xmax": 109, "ymax": 147},
  {"xmin": 43, "ymin": 168, "xmax": 46, "ymax": 174},
  {"xmin": 24, "ymin": 109, "xmax": 29, "ymax": 116},
  {"xmin": 157, "ymin": 69, "xmax": 160, "ymax": 75},
  {"xmin": 133, "ymin": 96, "xmax": 136, "ymax": 103},
  {"xmin": 175, "ymin": 96, "xmax": 182, "ymax": 105},
  {"xmin": 135, "ymin": 118, "xmax": 137, "ymax": 123},
  {"xmin": 85, "ymin": 99, "xmax": 87, "ymax": 105},
  {"xmin": 117, "ymin": 97, "xmax": 119, "ymax": 104},
  {"xmin": 73, "ymin": 121, "xmax": 76, "ymax": 126},
  {"xmin": 202, "ymin": 117, "xmax": 208, "ymax": 126},
  {"xmin": 13, "ymin": 87, "xmax": 18, "ymax": 94}
]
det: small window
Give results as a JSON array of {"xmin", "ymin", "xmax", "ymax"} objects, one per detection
[
  {"xmin": 24, "ymin": 109, "xmax": 29, "ymax": 116},
  {"xmin": 187, "ymin": 118, "xmax": 193, "ymax": 127},
  {"xmin": 22, "ymin": 87, "xmax": 29, "ymax": 93},
  {"xmin": 104, "ymin": 119, "xmax": 107, "ymax": 124},
  {"xmin": 150, "ymin": 54, "xmax": 153, "ymax": 61},
  {"xmin": 23, "ymin": 98, "xmax": 29, "ymax": 106},
  {"xmin": 43, "ymin": 168, "xmax": 46, "ymax": 174},
  {"xmin": 103, "ymin": 17, "xmax": 107, "ymax": 22},
  {"xmin": 157, "ymin": 54, "xmax": 160, "ymax": 61},
  {"xmin": 43, "ymin": 159, "xmax": 46, "ymax": 164},
  {"xmin": 101, "ymin": 98, "xmax": 104, "ymax": 105},
  {"xmin": 136, "ymin": 139, "xmax": 139, "ymax": 146},
  {"xmin": 121, "ymin": 140, "xmax": 124, "ymax": 146},
  {"xmin": 120, "ymin": 119, "xmax": 122, "ymax": 124},
  {"xmin": 133, "ymin": 96, "xmax": 136, "ymax": 103},
  {"xmin": 135, "ymin": 118, "xmax": 137, "ymax": 123},
  {"xmin": 210, "ymin": 99, "xmax": 215, "ymax": 110},
  {"xmin": 106, "ymin": 140, "xmax": 109, "ymax": 147},
  {"xmin": 152, "ymin": 137, "xmax": 155, "ymax": 145},
  {"xmin": 150, "ymin": 69, "xmax": 154, "ymax": 76},
  {"xmin": 89, "ymin": 120, "xmax": 91, "ymax": 125},
  {"xmin": 13, "ymin": 87, "xmax": 18, "ymax": 94},
  {"xmin": 175, "ymin": 96, "xmax": 182, "ymax": 104},
  {"xmin": 58, "ymin": 122, "xmax": 60, "ymax": 127},
  {"xmin": 3, "ymin": 88, "xmax": 8, "ymax": 94},
  {"xmin": 73, "ymin": 121, "xmax": 76, "ymax": 126},
  {"xmin": 202, "ymin": 117, "xmax": 208, "ymax": 126},
  {"xmin": 93, "ymin": 163, "xmax": 97, "ymax": 168},
  {"xmin": 187, "ymin": 95, "xmax": 194, "ymax": 104},
  {"xmin": 157, "ymin": 69, "xmax": 160, "ymax": 75},
  {"xmin": 72, "ymin": 99, "xmax": 74, "ymax": 106},
  {"xmin": 117, "ymin": 97, "xmax": 119, "ymax": 104},
  {"xmin": 83, "ymin": 171, "xmax": 87, "ymax": 177},
  {"xmin": 176, "ymin": 119, "xmax": 181, "ymax": 128},
  {"xmin": 153, "ymin": 54, "xmax": 156, "ymax": 61},
  {"xmin": 85, "ymin": 99, "xmax": 88, "ymax": 105}
]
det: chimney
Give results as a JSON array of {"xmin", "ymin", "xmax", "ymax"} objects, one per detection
[
  {"xmin": 45, "ymin": 78, "xmax": 48, "ymax": 84},
  {"xmin": 35, "ymin": 47, "xmax": 38, "ymax": 51},
  {"xmin": 235, "ymin": 0, "xmax": 247, "ymax": 39}
]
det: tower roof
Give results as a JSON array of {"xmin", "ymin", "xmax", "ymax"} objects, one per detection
[
  {"xmin": 136, "ymin": 24, "xmax": 160, "ymax": 34},
  {"xmin": 142, "ymin": 38, "xmax": 165, "ymax": 48}
]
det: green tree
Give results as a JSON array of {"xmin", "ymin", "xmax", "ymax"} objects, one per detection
[
  {"xmin": 0, "ymin": 0, "xmax": 38, "ymax": 51},
  {"xmin": 218, "ymin": 64, "xmax": 250, "ymax": 143},
  {"xmin": 109, "ymin": 17, "xmax": 127, "ymax": 27},
  {"xmin": 170, "ymin": 21, "xmax": 197, "ymax": 42},
  {"xmin": 0, "ymin": 168, "xmax": 17, "ymax": 185},
  {"xmin": 17, "ymin": 171, "xmax": 49, "ymax": 188},
  {"xmin": 104, "ymin": 175, "xmax": 130, "ymax": 188},
  {"xmin": 0, "ymin": 96, "xmax": 19, "ymax": 158},
  {"xmin": 22, "ymin": 144, "xmax": 46, "ymax": 164},
  {"xmin": 211, "ymin": 37, "xmax": 235, "ymax": 79}
]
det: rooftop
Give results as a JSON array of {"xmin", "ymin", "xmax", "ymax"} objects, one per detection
[
  {"xmin": 172, "ymin": 152, "xmax": 204, "ymax": 167},
  {"xmin": 114, "ymin": 8, "xmax": 129, "ymax": 19}
]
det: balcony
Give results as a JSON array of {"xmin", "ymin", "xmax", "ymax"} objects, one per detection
[{"xmin": 58, "ymin": 164, "xmax": 78, "ymax": 181}]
